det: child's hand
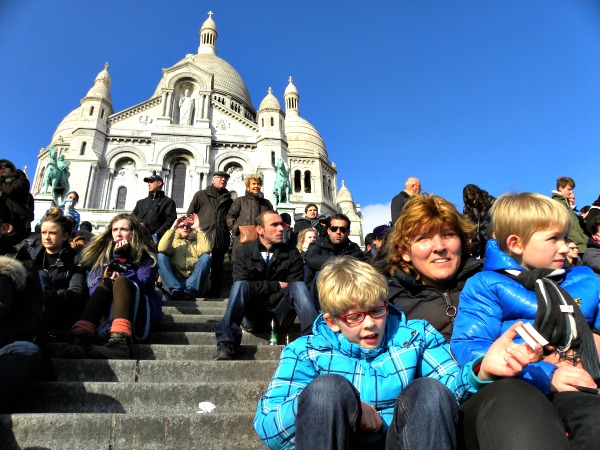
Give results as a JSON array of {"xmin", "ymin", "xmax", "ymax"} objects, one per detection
[
  {"xmin": 550, "ymin": 365, "xmax": 597, "ymax": 392},
  {"xmin": 478, "ymin": 321, "xmax": 543, "ymax": 381},
  {"xmin": 359, "ymin": 401, "xmax": 383, "ymax": 433}
]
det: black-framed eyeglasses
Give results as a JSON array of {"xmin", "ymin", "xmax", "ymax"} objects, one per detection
[
  {"xmin": 337, "ymin": 304, "xmax": 389, "ymax": 325},
  {"xmin": 330, "ymin": 226, "xmax": 348, "ymax": 233},
  {"xmin": 568, "ymin": 246, "xmax": 578, "ymax": 251}
]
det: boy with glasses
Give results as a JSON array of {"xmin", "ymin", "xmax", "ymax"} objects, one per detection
[{"xmin": 254, "ymin": 257, "xmax": 540, "ymax": 449}]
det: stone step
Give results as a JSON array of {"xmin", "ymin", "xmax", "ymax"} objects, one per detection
[
  {"xmin": 15, "ymin": 381, "xmax": 267, "ymax": 414},
  {"xmin": 158, "ymin": 320, "xmax": 301, "ymax": 335},
  {"xmin": 163, "ymin": 299, "xmax": 229, "ymax": 307},
  {"xmin": 151, "ymin": 331, "xmax": 274, "ymax": 345},
  {"xmin": 44, "ymin": 342, "xmax": 283, "ymax": 360},
  {"xmin": 48, "ymin": 359, "xmax": 279, "ymax": 382},
  {"xmin": 162, "ymin": 305, "xmax": 227, "ymax": 315},
  {"xmin": 1, "ymin": 413, "xmax": 264, "ymax": 450}
]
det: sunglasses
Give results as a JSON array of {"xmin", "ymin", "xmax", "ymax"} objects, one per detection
[
  {"xmin": 0, "ymin": 165, "xmax": 10, "ymax": 169},
  {"xmin": 568, "ymin": 247, "xmax": 578, "ymax": 251},
  {"xmin": 338, "ymin": 304, "xmax": 389, "ymax": 325},
  {"xmin": 329, "ymin": 226, "xmax": 348, "ymax": 233}
]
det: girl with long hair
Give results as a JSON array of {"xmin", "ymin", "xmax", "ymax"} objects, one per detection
[{"xmin": 62, "ymin": 214, "xmax": 160, "ymax": 359}]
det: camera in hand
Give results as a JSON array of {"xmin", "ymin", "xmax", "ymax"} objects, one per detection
[{"xmin": 105, "ymin": 259, "xmax": 128, "ymax": 277}]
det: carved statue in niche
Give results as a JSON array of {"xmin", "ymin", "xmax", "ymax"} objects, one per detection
[
  {"xmin": 117, "ymin": 160, "xmax": 134, "ymax": 178},
  {"xmin": 178, "ymin": 89, "xmax": 193, "ymax": 125}
]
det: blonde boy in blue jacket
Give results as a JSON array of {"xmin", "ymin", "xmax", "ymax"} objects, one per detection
[{"xmin": 254, "ymin": 257, "xmax": 540, "ymax": 449}]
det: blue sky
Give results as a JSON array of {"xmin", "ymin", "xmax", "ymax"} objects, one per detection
[{"xmin": 1, "ymin": 1, "xmax": 598, "ymax": 234}]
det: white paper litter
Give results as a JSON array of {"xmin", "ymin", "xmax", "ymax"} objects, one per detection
[{"xmin": 196, "ymin": 402, "xmax": 217, "ymax": 414}]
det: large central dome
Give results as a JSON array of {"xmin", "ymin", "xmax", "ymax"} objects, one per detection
[{"xmin": 176, "ymin": 53, "xmax": 253, "ymax": 107}]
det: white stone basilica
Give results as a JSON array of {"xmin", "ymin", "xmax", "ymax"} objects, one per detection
[{"xmin": 31, "ymin": 12, "xmax": 364, "ymax": 244}]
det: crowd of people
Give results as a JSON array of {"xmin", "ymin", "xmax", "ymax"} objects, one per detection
[{"xmin": 1, "ymin": 158, "xmax": 600, "ymax": 449}]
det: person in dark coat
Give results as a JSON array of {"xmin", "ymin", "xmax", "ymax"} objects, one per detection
[
  {"xmin": 390, "ymin": 177, "xmax": 421, "ymax": 225},
  {"xmin": 304, "ymin": 213, "xmax": 371, "ymax": 288},
  {"xmin": 372, "ymin": 194, "xmax": 481, "ymax": 342},
  {"xmin": 187, "ymin": 171, "xmax": 233, "ymax": 297},
  {"xmin": 462, "ymin": 184, "xmax": 495, "ymax": 258},
  {"xmin": 132, "ymin": 174, "xmax": 177, "ymax": 243},
  {"xmin": 0, "ymin": 159, "xmax": 32, "ymax": 240},
  {"xmin": 0, "ymin": 198, "xmax": 43, "ymax": 412},
  {"xmin": 29, "ymin": 208, "xmax": 87, "ymax": 332},
  {"xmin": 293, "ymin": 203, "xmax": 326, "ymax": 238},
  {"xmin": 214, "ymin": 211, "xmax": 317, "ymax": 360},
  {"xmin": 226, "ymin": 174, "xmax": 273, "ymax": 257}
]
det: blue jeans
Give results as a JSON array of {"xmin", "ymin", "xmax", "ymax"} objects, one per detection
[
  {"xmin": 215, "ymin": 280, "xmax": 318, "ymax": 347},
  {"xmin": 0, "ymin": 341, "xmax": 42, "ymax": 412},
  {"xmin": 158, "ymin": 252, "xmax": 211, "ymax": 297},
  {"xmin": 296, "ymin": 375, "xmax": 458, "ymax": 450}
]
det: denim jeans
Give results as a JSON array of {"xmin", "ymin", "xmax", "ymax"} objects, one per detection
[
  {"xmin": 296, "ymin": 374, "xmax": 458, "ymax": 450},
  {"xmin": 215, "ymin": 280, "xmax": 318, "ymax": 347},
  {"xmin": 158, "ymin": 252, "xmax": 211, "ymax": 297},
  {"xmin": 0, "ymin": 341, "xmax": 42, "ymax": 412}
]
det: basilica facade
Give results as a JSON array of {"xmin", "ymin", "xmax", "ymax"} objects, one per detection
[{"xmin": 31, "ymin": 13, "xmax": 364, "ymax": 244}]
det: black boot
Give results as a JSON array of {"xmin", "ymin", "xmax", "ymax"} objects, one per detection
[
  {"xmin": 61, "ymin": 329, "xmax": 93, "ymax": 359},
  {"xmin": 88, "ymin": 332, "xmax": 132, "ymax": 359}
]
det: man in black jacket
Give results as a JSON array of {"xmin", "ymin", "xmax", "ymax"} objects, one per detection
[
  {"xmin": 187, "ymin": 171, "xmax": 233, "ymax": 297},
  {"xmin": 0, "ymin": 199, "xmax": 43, "ymax": 412},
  {"xmin": 214, "ymin": 210, "xmax": 318, "ymax": 360},
  {"xmin": 390, "ymin": 177, "xmax": 422, "ymax": 225},
  {"xmin": 132, "ymin": 174, "xmax": 177, "ymax": 243},
  {"xmin": 304, "ymin": 213, "xmax": 371, "ymax": 288}
]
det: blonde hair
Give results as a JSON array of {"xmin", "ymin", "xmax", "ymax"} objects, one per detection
[
  {"xmin": 317, "ymin": 257, "xmax": 388, "ymax": 316},
  {"xmin": 244, "ymin": 174, "xmax": 263, "ymax": 189},
  {"xmin": 80, "ymin": 213, "xmax": 157, "ymax": 273},
  {"xmin": 491, "ymin": 192, "xmax": 570, "ymax": 252},
  {"xmin": 375, "ymin": 194, "xmax": 474, "ymax": 279},
  {"xmin": 296, "ymin": 228, "xmax": 317, "ymax": 253}
]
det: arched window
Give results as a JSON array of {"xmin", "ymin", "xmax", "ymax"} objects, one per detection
[
  {"xmin": 261, "ymin": 118, "xmax": 264, "ymax": 127},
  {"xmin": 101, "ymin": 109, "xmax": 105, "ymax": 119},
  {"xmin": 270, "ymin": 117, "xmax": 274, "ymax": 126},
  {"xmin": 294, "ymin": 170, "xmax": 301, "ymax": 193},
  {"xmin": 171, "ymin": 162, "xmax": 187, "ymax": 208},
  {"xmin": 80, "ymin": 142, "xmax": 86, "ymax": 155},
  {"xmin": 89, "ymin": 106, "xmax": 94, "ymax": 116},
  {"xmin": 322, "ymin": 176, "xmax": 327, "ymax": 199},
  {"xmin": 115, "ymin": 186, "xmax": 127, "ymax": 209},
  {"xmin": 304, "ymin": 171, "xmax": 311, "ymax": 193}
]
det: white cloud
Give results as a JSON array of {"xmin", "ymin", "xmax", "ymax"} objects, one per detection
[{"xmin": 360, "ymin": 203, "xmax": 391, "ymax": 236}]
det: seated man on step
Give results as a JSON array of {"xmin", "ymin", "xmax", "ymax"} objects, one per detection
[
  {"xmin": 157, "ymin": 214, "xmax": 212, "ymax": 300},
  {"xmin": 214, "ymin": 210, "xmax": 318, "ymax": 360}
]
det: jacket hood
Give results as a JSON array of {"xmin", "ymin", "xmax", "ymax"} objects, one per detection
[
  {"xmin": 311, "ymin": 304, "xmax": 405, "ymax": 360},
  {"xmin": 482, "ymin": 239, "xmax": 524, "ymax": 272},
  {"xmin": 0, "ymin": 254, "xmax": 27, "ymax": 289}
]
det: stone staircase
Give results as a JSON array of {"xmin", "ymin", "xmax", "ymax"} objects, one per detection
[{"xmin": 0, "ymin": 297, "xmax": 288, "ymax": 449}]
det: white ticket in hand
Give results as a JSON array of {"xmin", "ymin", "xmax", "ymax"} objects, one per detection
[{"xmin": 516, "ymin": 322, "xmax": 549, "ymax": 350}]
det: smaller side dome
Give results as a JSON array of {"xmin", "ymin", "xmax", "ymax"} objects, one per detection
[
  {"xmin": 337, "ymin": 180, "xmax": 354, "ymax": 206},
  {"xmin": 84, "ymin": 62, "xmax": 112, "ymax": 103},
  {"xmin": 258, "ymin": 87, "xmax": 281, "ymax": 111}
]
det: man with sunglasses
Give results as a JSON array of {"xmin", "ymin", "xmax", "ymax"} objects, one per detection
[
  {"xmin": 304, "ymin": 213, "xmax": 370, "ymax": 288},
  {"xmin": 157, "ymin": 214, "xmax": 212, "ymax": 300}
]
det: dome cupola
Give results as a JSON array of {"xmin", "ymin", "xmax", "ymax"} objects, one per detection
[
  {"xmin": 198, "ymin": 11, "xmax": 218, "ymax": 55},
  {"xmin": 84, "ymin": 62, "xmax": 112, "ymax": 103},
  {"xmin": 284, "ymin": 76, "xmax": 299, "ymax": 116},
  {"xmin": 258, "ymin": 87, "xmax": 281, "ymax": 111}
]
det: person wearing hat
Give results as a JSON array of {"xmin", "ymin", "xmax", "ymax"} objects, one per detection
[
  {"xmin": 371, "ymin": 224, "xmax": 391, "ymax": 256},
  {"xmin": 186, "ymin": 170, "xmax": 233, "ymax": 297},
  {"xmin": 132, "ymin": 174, "xmax": 177, "ymax": 244}
]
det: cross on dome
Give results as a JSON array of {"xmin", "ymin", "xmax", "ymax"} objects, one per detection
[
  {"xmin": 208, "ymin": 11, "xmax": 213, "ymax": 19},
  {"xmin": 288, "ymin": 76, "xmax": 293, "ymax": 84}
]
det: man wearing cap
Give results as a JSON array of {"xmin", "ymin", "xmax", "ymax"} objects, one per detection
[
  {"xmin": 370, "ymin": 224, "xmax": 391, "ymax": 256},
  {"xmin": 391, "ymin": 177, "xmax": 422, "ymax": 224},
  {"xmin": 132, "ymin": 174, "xmax": 177, "ymax": 243},
  {"xmin": 187, "ymin": 171, "xmax": 233, "ymax": 297}
]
